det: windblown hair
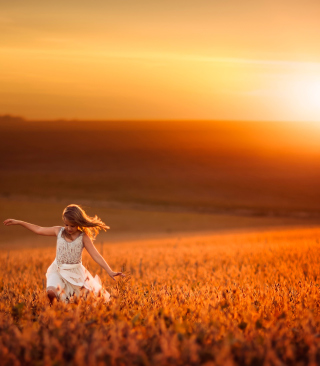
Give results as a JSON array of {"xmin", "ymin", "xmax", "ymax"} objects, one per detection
[{"xmin": 62, "ymin": 204, "xmax": 109, "ymax": 240}]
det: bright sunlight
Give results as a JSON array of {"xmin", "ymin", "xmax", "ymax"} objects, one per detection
[{"xmin": 284, "ymin": 75, "xmax": 320, "ymax": 122}]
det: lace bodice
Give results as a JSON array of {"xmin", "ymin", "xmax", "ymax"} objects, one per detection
[{"xmin": 56, "ymin": 228, "xmax": 84, "ymax": 265}]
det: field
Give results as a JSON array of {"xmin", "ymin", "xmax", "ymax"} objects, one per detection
[
  {"xmin": 1, "ymin": 118, "xmax": 320, "ymax": 218},
  {"xmin": 1, "ymin": 118, "xmax": 320, "ymax": 365},
  {"xmin": 1, "ymin": 227, "xmax": 320, "ymax": 365}
]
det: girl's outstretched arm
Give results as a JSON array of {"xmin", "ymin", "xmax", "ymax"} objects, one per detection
[
  {"xmin": 3, "ymin": 219, "xmax": 61, "ymax": 236},
  {"xmin": 83, "ymin": 234, "xmax": 125, "ymax": 281}
]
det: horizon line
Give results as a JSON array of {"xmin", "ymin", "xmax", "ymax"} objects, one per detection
[{"xmin": 1, "ymin": 114, "xmax": 319, "ymax": 125}]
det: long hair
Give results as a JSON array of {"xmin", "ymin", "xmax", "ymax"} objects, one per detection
[{"xmin": 62, "ymin": 204, "xmax": 109, "ymax": 240}]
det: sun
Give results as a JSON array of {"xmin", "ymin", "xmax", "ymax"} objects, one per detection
[
  {"xmin": 283, "ymin": 75, "xmax": 320, "ymax": 122},
  {"xmin": 293, "ymin": 77, "xmax": 320, "ymax": 108}
]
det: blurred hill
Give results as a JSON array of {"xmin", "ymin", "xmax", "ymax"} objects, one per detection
[{"xmin": 1, "ymin": 116, "xmax": 320, "ymax": 218}]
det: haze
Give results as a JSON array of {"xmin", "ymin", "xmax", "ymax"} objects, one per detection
[{"xmin": 1, "ymin": 0, "xmax": 320, "ymax": 121}]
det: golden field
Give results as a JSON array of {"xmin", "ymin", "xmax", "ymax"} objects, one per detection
[
  {"xmin": 1, "ymin": 196, "xmax": 316, "ymax": 250},
  {"xmin": 1, "ymin": 227, "xmax": 320, "ymax": 366},
  {"xmin": 1, "ymin": 118, "xmax": 320, "ymax": 365}
]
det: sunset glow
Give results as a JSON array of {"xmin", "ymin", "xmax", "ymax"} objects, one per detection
[
  {"xmin": 1, "ymin": 1, "xmax": 320, "ymax": 122},
  {"xmin": 286, "ymin": 75, "xmax": 320, "ymax": 121}
]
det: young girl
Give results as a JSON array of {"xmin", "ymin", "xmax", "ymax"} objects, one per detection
[{"xmin": 3, "ymin": 204, "xmax": 124, "ymax": 304}]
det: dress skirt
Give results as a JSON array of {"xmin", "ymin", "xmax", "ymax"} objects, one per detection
[{"xmin": 46, "ymin": 259, "xmax": 110, "ymax": 302}]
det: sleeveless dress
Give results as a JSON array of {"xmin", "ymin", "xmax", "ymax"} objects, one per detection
[{"xmin": 46, "ymin": 227, "xmax": 110, "ymax": 303}]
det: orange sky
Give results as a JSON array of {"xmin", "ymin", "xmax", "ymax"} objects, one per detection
[{"xmin": 1, "ymin": 1, "xmax": 320, "ymax": 121}]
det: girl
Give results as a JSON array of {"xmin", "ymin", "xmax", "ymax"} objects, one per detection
[{"xmin": 3, "ymin": 204, "xmax": 124, "ymax": 304}]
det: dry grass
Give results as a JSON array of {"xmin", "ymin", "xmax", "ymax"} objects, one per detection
[{"xmin": 1, "ymin": 227, "xmax": 320, "ymax": 365}]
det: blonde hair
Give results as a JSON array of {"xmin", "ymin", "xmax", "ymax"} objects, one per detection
[{"xmin": 62, "ymin": 204, "xmax": 109, "ymax": 240}]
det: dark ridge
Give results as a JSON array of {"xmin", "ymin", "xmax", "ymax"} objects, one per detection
[{"xmin": 0, "ymin": 115, "xmax": 26, "ymax": 124}]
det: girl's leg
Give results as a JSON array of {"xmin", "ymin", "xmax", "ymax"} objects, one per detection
[
  {"xmin": 47, "ymin": 286, "xmax": 58, "ymax": 305},
  {"xmin": 46, "ymin": 273, "xmax": 65, "ymax": 304}
]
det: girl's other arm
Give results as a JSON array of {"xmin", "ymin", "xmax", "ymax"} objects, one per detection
[
  {"xmin": 3, "ymin": 219, "xmax": 61, "ymax": 236},
  {"xmin": 83, "ymin": 234, "xmax": 125, "ymax": 281}
]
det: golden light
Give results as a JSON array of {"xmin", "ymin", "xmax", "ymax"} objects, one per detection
[{"xmin": 282, "ymin": 74, "xmax": 320, "ymax": 122}]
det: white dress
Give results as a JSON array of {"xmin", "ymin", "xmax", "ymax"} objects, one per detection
[{"xmin": 46, "ymin": 227, "xmax": 110, "ymax": 303}]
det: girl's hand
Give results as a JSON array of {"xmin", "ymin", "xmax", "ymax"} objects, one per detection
[
  {"xmin": 108, "ymin": 271, "xmax": 126, "ymax": 281},
  {"xmin": 3, "ymin": 219, "xmax": 20, "ymax": 226}
]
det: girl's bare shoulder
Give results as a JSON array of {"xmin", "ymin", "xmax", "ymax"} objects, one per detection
[
  {"xmin": 82, "ymin": 232, "xmax": 91, "ymax": 241},
  {"xmin": 82, "ymin": 233, "xmax": 95, "ymax": 249},
  {"xmin": 54, "ymin": 226, "xmax": 63, "ymax": 236}
]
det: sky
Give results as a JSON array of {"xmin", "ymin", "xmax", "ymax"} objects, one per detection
[{"xmin": 1, "ymin": 0, "xmax": 320, "ymax": 122}]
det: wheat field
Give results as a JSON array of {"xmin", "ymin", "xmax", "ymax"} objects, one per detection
[{"xmin": 1, "ymin": 227, "xmax": 320, "ymax": 365}]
